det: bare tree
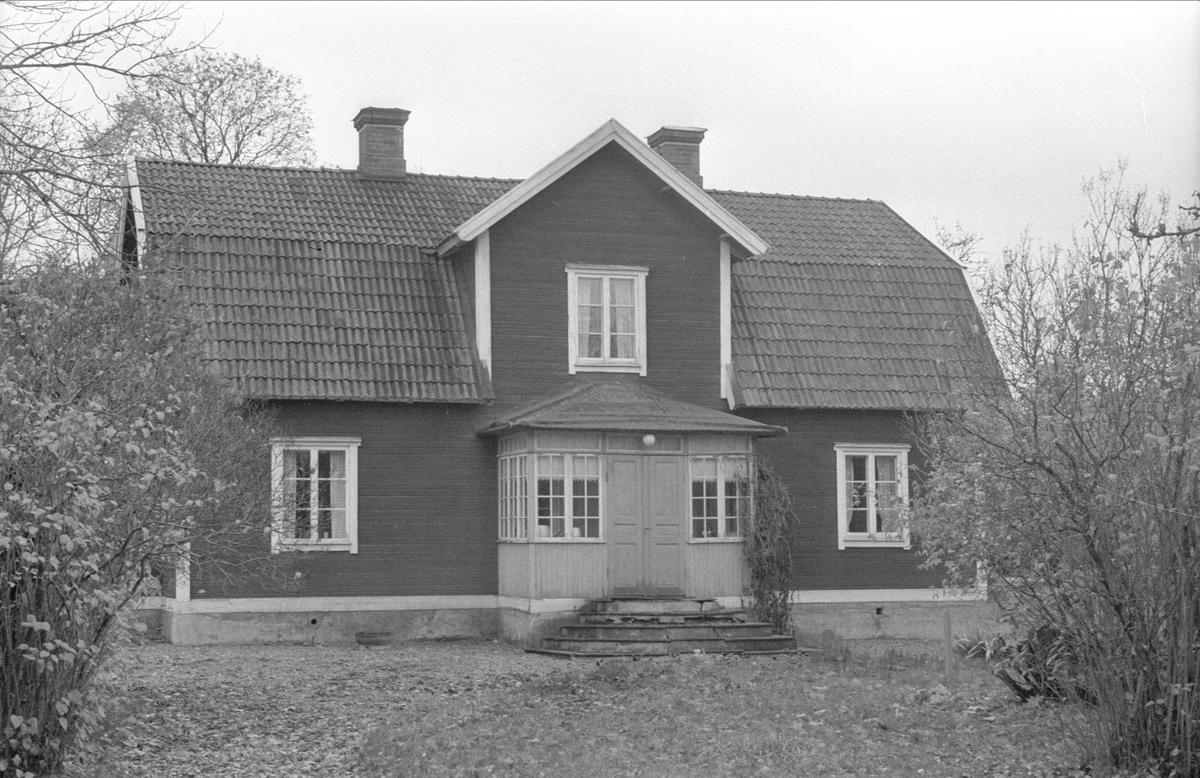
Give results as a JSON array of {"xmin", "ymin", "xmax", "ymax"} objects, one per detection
[
  {"xmin": 108, "ymin": 49, "xmax": 316, "ymax": 166},
  {"xmin": 0, "ymin": 1, "xmax": 185, "ymax": 268}
]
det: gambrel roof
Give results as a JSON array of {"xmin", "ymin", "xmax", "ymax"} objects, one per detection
[
  {"xmin": 130, "ymin": 161, "xmax": 517, "ymax": 403},
  {"xmin": 712, "ymin": 191, "xmax": 993, "ymax": 410},
  {"xmin": 126, "ymin": 122, "xmax": 995, "ymax": 410}
]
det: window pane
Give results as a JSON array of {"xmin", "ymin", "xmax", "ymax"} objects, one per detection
[
  {"xmin": 849, "ymin": 455, "xmax": 868, "ymax": 483},
  {"xmin": 610, "ymin": 333, "xmax": 635, "ymax": 360},
  {"xmin": 579, "ymin": 277, "xmax": 602, "ymax": 305},
  {"xmin": 875, "ymin": 455, "xmax": 897, "ymax": 483},
  {"xmin": 609, "ymin": 278, "xmax": 634, "ymax": 306}
]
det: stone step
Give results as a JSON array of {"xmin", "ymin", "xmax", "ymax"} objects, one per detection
[
  {"xmin": 561, "ymin": 622, "xmax": 774, "ymax": 641},
  {"xmin": 591, "ymin": 598, "xmax": 719, "ymax": 615},
  {"xmin": 580, "ymin": 610, "xmax": 749, "ymax": 625}
]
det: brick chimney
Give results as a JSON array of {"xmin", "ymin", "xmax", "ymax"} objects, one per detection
[
  {"xmin": 353, "ymin": 107, "xmax": 410, "ymax": 180},
  {"xmin": 647, "ymin": 126, "xmax": 707, "ymax": 188}
]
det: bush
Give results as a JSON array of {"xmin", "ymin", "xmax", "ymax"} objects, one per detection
[
  {"xmin": 744, "ymin": 458, "xmax": 798, "ymax": 635},
  {"xmin": 0, "ymin": 265, "xmax": 276, "ymax": 775},
  {"xmin": 910, "ymin": 173, "xmax": 1200, "ymax": 775}
]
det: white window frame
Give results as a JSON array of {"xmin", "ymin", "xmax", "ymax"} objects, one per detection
[
  {"xmin": 834, "ymin": 444, "xmax": 910, "ymax": 550},
  {"xmin": 566, "ymin": 264, "xmax": 648, "ymax": 376},
  {"xmin": 271, "ymin": 437, "xmax": 360, "ymax": 554},
  {"xmin": 689, "ymin": 455, "xmax": 750, "ymax": 543},
  {"xmin": 532, "ymin": 453, "xmax": 603, "ymax": 542},
  {"xmin": 497, "ymin": 454, "xmax": 529, "ymax": 541}
]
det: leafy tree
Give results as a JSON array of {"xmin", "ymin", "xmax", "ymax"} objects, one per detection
[
  {"xmin": 0, "ymin": 264, "xmax": 279, "ymax": 776},
  {"xmin": 109, "ymin": 49, "xmax": 316, "ymax": 166},
  {"xmin": 912, "ymin": 168, "xmax": 1200, "ymax": 774}
]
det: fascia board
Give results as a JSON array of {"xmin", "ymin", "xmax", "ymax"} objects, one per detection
[
  {"xmin": 125, "ymin": 157, "xmax": 147, "ymax": 264},
  {"xmin": 437, "ymin": 119, "xmax": 769, "ymax": 257}
]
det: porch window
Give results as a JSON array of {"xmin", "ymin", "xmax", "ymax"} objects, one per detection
[
  {"xmin": 566, "ymin": 265, "xmax": 648, "ymax": 375},
  {"xmin": 271, "ymin": 437, "xmax": 359, "ymax": 553},
  {"xmin": 535, "ymin": 454, "xmax": 601, "ymax": 540},
  {"xmin": 690, "ymin": 456, "xmax": 749, "ymax": 541},
  {"xmin": 835, "ymin": 444, "xmax": 910, "ymax": 549},
  {"xmin": 498, "ymin": 455, "xmax": 528, "ymax": 539}
]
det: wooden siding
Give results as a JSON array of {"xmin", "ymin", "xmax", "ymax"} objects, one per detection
[
  {"xmin": 686, "ymin": 542, "xmax": 746, "ymax": 599},
  {"xmin": 486, "ymin": 142, "xmax": 726, "ymax": 416},
  {"xmin": 192, "ymin": 401, "xmax": 498, "ymax": 599},
  {"xmin": 497, "ymin": 543, "xmax": 532, "ymax": 599},
  {"xmin": 737, "ymin": 408, "xmax": 945, "ymax": 591}
]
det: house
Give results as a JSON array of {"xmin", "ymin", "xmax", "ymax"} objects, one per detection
[{"xmin": 121, "ymin": 109, "xmax": 997, "ymax": 645}]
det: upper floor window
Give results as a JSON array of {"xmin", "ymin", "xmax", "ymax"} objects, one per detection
[
  {"xmin": 566, "ymin": 264, "xmax": 648, "ymax": 375},
  {"xmin": 834, "ymin": 444, "xmax": 910, "ymax": 549},
  {"xmin": 271, "ymin": 437, "xmax": 360, "ymax": 553}
]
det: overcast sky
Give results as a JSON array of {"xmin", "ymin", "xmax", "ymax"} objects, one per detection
[{"xmin": 175, "ymin": 1, "xmax": 1199, "ymax": 263}]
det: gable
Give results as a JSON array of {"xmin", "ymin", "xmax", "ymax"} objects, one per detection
[{"xmin": 437, "ymin": 120, "xmax": 768, "ymax": 258}]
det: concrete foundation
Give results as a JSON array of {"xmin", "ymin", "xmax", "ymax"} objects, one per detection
[
  {"xmin": 163, "ymin": 607, "xmax": 501, "ymax": 645},
  {"xmin": 790, "ymin": 599, "xmax": 1005, "ymax": 642}
]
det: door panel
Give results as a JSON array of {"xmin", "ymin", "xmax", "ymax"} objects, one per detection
[
  {"xmin": 645, "ymin": 456, "xmax": 684, "ymax": 595},
  {"xmin": 608, "ymin": 456, "xmax": 642, "ymax": 595},
  {"xmin": 606, "ymin": 455, "xmax": 685, "ymax": 596}
]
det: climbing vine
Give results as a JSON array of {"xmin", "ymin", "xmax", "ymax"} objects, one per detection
[{"xmin": 744, "ymin": 457, "xmax": 799, "ymax": 634}]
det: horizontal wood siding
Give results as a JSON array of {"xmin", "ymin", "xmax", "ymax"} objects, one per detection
[
  {"xmin": 498, "ymin": 543, "xmax": 532, "ymax": 599},
  {"xmin": 738, "ymin": 409, "xmax": 944, "ymax": 591},
  {"xmin": 486, "ymin": 143, "xmax": 725, "ymax": 417},
  {"xmin": 533, "ymin": 544, "xmax": 607, "ymax": 599},
  {"xmin": 192, "ymin": 401, "xmax": 498, "ymax": 599},
  {"xmin": 686, "ymin": 542, "xmax": 746, "ymax": 599}
]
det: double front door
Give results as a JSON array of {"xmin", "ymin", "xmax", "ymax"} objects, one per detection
[{"xmin": 607, "ymin": 454, "xmax": 685, "ymax": 596}]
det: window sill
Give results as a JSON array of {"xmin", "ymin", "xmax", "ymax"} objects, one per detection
[
  {"xmin": 839, "ymin": 538, "xmax": 911, "ymax": 550},
  {"xmin": 532, "ymin": 537, "xmax": 605, "ymax": 544},
  {"xmin": 571, "ymin": 362, "xmax": 644, "ymax": 374},
  {"xmin": 278, "ymin": 541, "xmax": 353, "ymax": 553},
  {"xmin": 688, "ymin": 537, "xmax": 743, "ymax": 544}
]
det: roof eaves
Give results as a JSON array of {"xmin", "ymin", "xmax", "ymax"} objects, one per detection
[{"xmin": 437, "ymin": 119, "xmax": 769, "ymax": 257}]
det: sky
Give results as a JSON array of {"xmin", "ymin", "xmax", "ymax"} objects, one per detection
[{"xmin": 171, "ymin": 1, "xmax": 1198, "ymax": 264}]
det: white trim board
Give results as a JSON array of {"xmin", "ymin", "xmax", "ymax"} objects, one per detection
[
  {"xmin": 474, "ymin": 230, "xmax": 492, "ymax": 374},
  {"xmin": 437, "ymin": 119, "xmax": 769, "ymax": 258},
  {"xmin": 166, "ymin": 594, "xmax": 499, "ymax": 614},
  {"xmin": 789, "ymin": 589, "xmax": 986, "ymax": 604},
  {"xmin": 125, "ymin": 157, "xmax": 147, "ymax": 267}
]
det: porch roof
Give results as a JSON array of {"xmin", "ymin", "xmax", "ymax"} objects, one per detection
[{"xmin": 477, "ymin": 381, "xmax": 786, "ymax": 437}]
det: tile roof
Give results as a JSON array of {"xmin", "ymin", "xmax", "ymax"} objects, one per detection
[
  {"xmin": 132, "ymin": 158, "xmax": 998, "ymax": 410},
  {"xmin": 135, "ymin": 159, "xmax": 517, "ymax": 403},
  {"xmin": 478, "ymin": 380, "xmax": 786, "ymax": 437},
  {"xmin": 711, "ymin": 191, "xmax": 999, "ymax": 410}
]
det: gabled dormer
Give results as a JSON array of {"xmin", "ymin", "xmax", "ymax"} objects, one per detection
[{"xmin": 437, "ymin": 119, "xmax": 768, "ymax": 410}]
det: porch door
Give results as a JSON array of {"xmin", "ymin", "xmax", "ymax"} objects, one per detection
[{"xmin": 607, "ymin": 455, "xmax": 685, "ymax": 596}]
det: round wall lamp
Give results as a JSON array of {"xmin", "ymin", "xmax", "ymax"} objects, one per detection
[{"xmin": 642, "ymin": 434, "xmax": 656, "ymax": 447}]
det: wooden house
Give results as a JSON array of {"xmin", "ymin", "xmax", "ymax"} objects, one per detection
[{"xmin": 122, "ymin": 109, "xmax": 995, "ymax": 645}]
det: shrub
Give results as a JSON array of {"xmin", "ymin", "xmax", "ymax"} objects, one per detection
[
  {"xmin": 0, "ymin": 265, "xmax": 276, "ymax": 775},
  {"xmin": 744, "ymin": 458, "xmax": 798, "ymax": 634}
]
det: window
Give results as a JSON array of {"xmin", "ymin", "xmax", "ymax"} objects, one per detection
[
  {"xmin": 271, "ymin": 437, "xmax": 360, "ymax": 553},
  {"xmin": 690, "ymin": 456, "xmax": 749, "ymax": 541},
  {"xmin": 498, "ymin": 455, "xmax": 528, "ymax": 540},
  {"xmin": 566, "ymin": 265, "xmax": 648, "ymax": 375},
  {"xmin": 835, "ymin": 444, "xmax": 910, "ymax": 549},
  {"xmin": 534, "ymin": 454, "xmax": 601, "ymax": 540}
]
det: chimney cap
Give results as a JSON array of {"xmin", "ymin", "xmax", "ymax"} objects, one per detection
[
  {"xmin": 353, "ymin": 107, "xmax": 411, "ymax": 131},
  {"xmin": 647, "ymin": 126, "xmax": 707, "ymax": 146}
]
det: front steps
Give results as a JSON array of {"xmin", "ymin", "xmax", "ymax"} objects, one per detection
[{"xmin": 529, "ymin": 598, "xmax": 797, "ymax": 658}]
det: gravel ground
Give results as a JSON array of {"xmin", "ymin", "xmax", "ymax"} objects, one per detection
[{"xmin": 79, "ymin": 639, "xmax": 564, "ymax": 778}]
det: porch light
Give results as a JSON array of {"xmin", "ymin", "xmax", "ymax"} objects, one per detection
[{"xmin": 642, "ymin": 434, "xmax": 656, "ymax": 447}]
